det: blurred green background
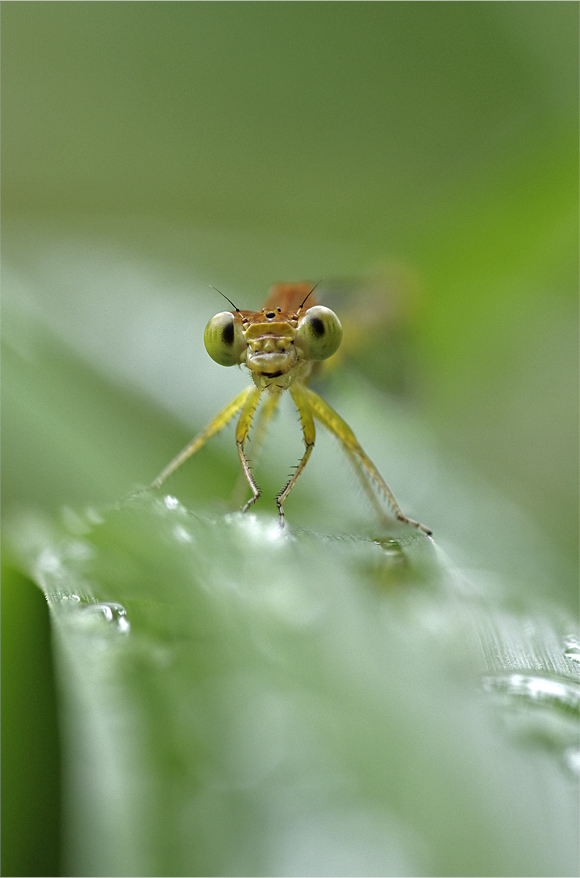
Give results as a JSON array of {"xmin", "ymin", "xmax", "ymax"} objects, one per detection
[{"xmin": 2, "ymin": 3, "xmax": 578, "ymax": 876}]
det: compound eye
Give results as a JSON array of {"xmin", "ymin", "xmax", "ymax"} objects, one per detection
[
  {"xmin": 296, "ymin": 306, "xmax": 343, "ymax": 361},
  {"xmin": 204, "ymin": 311, "xmax": 245, "ymax": 367}
]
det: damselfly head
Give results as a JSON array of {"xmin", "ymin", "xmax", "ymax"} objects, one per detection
[{"xmin": 204, "ymin": 282, "xmax": 342, "ymax": 374}]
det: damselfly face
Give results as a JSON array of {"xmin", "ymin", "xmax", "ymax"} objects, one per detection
[{"xmin": 203, "ymin": 282, "xmax": 343, "ymax": 390}]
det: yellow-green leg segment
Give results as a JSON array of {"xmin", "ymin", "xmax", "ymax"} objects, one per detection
[
  {"xmin": 302, "ymin": 386, "xmax": 432, "ymax": 535},
  {"xmin": 235, "ymin": 385, "xmax": 265, "ymax": 512},
  {"xmin": 151, "ymin": 386, "xmax": 254, "ymax": 489},
  {"xmin": 272, "ymin": 383, "xmax": 316, "ymax": 526},
  {"xmin": 230, "ymin": 388, "xmax": 282, "ymax": 508}
]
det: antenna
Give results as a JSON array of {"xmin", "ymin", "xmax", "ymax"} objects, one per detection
[
  {"xmin": 298, "ymin": 280, "xmax": 322, "ymax": 312},
  {"xmin": 209, "ymin": 285, "xmax": 240, "ymax": 312}
]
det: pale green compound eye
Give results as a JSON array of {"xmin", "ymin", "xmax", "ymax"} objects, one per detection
[
  {"xmin": 296, "ymin": 306, "xmax": 343, "ymax": 361},
  {"xmin": 204, "ymin": 311, "xmax": 245, "ymax": 367}
]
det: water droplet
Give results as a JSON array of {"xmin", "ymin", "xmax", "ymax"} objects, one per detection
[
  {"xmin": 563, "ymin": 747, "xmax": 580, "ymax": 776},
  {"xmin": 225, "ymin": 512, "xmax": 283, "ymax": 543},
  {"xmin": 38, "ymin": 547, "xmax": 64, "ymax": 575},
  {"xmin": 164, "ymin": 495, "xmax": 180, "ymax": 510},
  {"xmin": 85, "ymin": 507, "xmax": 104, "ymax": 525},
  {"xmin": 483, "ymin": 673, "xmax": 580, "ymax": 712},
  {"xmin": 373, "ymin": 537, "xmax": 402, "ymax": 553},
  {"xmin": 563, "ymin": 635, "xmax": 580, "ymax": 664},
  {"xmin": 81, "ymin": 602, "xmax": 130, "ymax": 634},
  {"xmin": 173, "ymin": 524, "xmax": 193, "ymax": 543}
]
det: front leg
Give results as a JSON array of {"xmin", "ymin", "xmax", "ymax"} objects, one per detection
[
  {"xmin": 231, "ymin": 388, "xmax": 281, "ymax": 508},
  {"xmin": 275, "ymin": 384, "xmax": 316, "ymax": 526},
  {"xmin": 235, "ymin": 385, "xmax": 264, "ymax": 512}
]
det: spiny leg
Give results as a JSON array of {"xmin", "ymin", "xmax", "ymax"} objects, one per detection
[
  {"xmin": 231, "ymin": 388, "xmax": 281, "ymax": 508},
  {"xmin": 235, "ymin": 385, "xmax": 264, "ymax": 512},
  {"xmin": 344, "ymin": 446, "xmax": 396, "ymax": 529},
  {"xmin": 151, "ymin": 386, "xmax": 254, "ymax": 489},
  {"xmin": 302, "ymin": 386, "xmax": 432, "ymax": 536},
  {"xmin": 274, "ymin": 384, "xmax": 316, "ymax": 526}
]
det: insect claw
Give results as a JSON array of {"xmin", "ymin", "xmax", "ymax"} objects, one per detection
[
  {"xmin": 395, "ymin": 512, "xmax": 433, "ymax": 537},
  {"xmin": 242, "ymin": 491, "xmax": 261, "ymax": 513},
  {"xmin": 276, "ymin": 498, "xmax": 286, "ymax": 527}
]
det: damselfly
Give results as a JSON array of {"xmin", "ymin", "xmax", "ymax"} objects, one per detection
[{"xmin": 151, "ymin": 282, "xmax": 431, "ymax": 535}]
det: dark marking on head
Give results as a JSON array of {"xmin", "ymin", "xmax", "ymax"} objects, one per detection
[
  {"xmin": 222, "ymin": 320, "xmax": 235, "ymax": 346},
  {"xmin": 265, "ymin": 311, "xmax": 276, "ymax": 319},
  {"xmin": 309, "ymin": 316, "xmax": 325, "ymax": 337}
]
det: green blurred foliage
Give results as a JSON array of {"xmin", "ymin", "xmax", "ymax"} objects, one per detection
[
  {"xmin": 3, "ymin": 3, "xmax": 577, "ymax": 232},
  {"xmin": 1, "ymin": 564, "xmax": 61, "ymax": 877},
  {"xmin": 2, "ymin": 3, "xmax": 578, "ymax": 875},
  {"xmin": 3, "ymin": 1, "xmax": 577, "ymax": 561}
]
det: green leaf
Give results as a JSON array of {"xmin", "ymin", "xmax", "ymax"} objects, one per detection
[{"xmin": 8, "ymin": 496, "xmax": 579, "ymax": 877}]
